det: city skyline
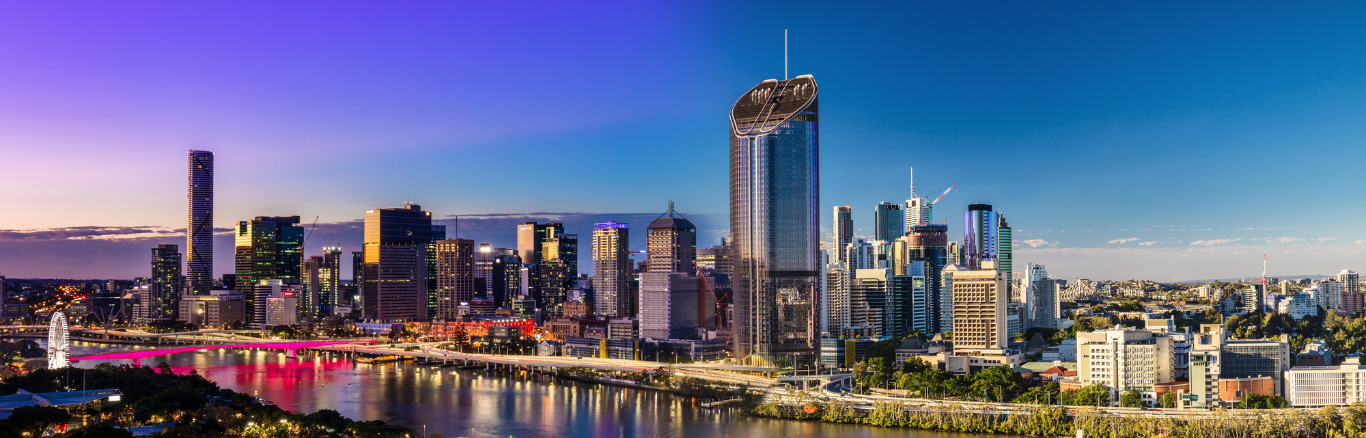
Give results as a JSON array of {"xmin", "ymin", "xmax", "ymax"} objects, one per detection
[{"xmin": 3, "ymin": 2, "xmax": 1366, "ymax": 281}]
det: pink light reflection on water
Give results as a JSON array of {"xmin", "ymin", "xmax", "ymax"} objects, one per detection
[{"xmin": 167, "ymin": 353, "xmax": 362, "ymax": 414}]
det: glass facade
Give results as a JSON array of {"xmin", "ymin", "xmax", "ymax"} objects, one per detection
[
  {"xmin": 186, "ymin": 150, "xmax": 214, "ymax": 295},
  {"xmin": 730, "ymin": 75, "xmax": 820, "ymax": 366},
  {"xmin": 963, "ymin": 204, "xmax": 998, "ymax": 270},
  {"xmin": 362, "ymin": 204, "xmax": 432, "ymax": 322},
  {"xmin": 149, "ymin": 244, "xmax": 181, "ymax": 322},
  {"xmin": 233, "ymin": 216, "xmax": 303, "ymax": 320},
  {"xmin": 874, "ymin": 202, "xmax": 905, "ymax": 242}
]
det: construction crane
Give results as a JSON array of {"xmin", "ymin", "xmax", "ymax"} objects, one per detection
[{"xmin": 931, "ymin": 183, "xmax": 957, "ymax": 206}]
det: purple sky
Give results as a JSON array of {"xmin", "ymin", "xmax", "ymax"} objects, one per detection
[{"xmin": 3, "ymin": 2, "xmax": 1366, "ymax": 280}]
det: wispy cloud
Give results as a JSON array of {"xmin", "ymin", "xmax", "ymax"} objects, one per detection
[
  {"xmin": 1190, "ymin": 238, "xmax": 1242, "ymax": 247},
  {"xmin": 1139, "ymin": 241, "xmax": 1156, "ymax": 247},
  {"xmin": 1021, "ymin": 239, "xmax": 1052, "ymax": 248},
  {"xmin": 1107, "ymin": 237, "xmax": 1140, "ymax": 244}
]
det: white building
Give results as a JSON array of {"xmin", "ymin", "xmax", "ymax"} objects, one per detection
[
  {"xmin": 1076, "ymin": 328, "xmax": 1178, "ymax": 404},
  {"xmin": 1339, "ymin": 270, "xmax": 1360, "ymax": 295},
  {"xmin": 1308, "ymin": 280, "xmax": 1343, "ymax": 312},
  {"xmin": 265, "ymin": 289, "xmax": 298, "ymax": 328},
  {"xmin": 1286, "ymin": 355, "xmax": 1366, "ymax": 407},
  {"xmin": 1280, "ymin": 292, "xmax": 1319, "ymax": 320}
]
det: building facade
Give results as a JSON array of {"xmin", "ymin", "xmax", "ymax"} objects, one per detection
[
  {"xmin": 186, "ymin": 150, "xmax": 214, "ymax": 295},
  {"xmin": 730, "ymin": 75, "xmax": 820, "ymax": 366},
  {"xmin": 640, "ymin": 206, "xmax": 702, "ymax": 339},
  {"xmin": 234, "ymin": 216, "xmax": 304, "ymax": 319},
  {"xmin": 592, "ymin": 222, "xmax": 632, "ymax": 317},
  {"xmin": 874, "ymin": 202, "xmax": 904, "ymax": 242},
  {"xmin": 962, "ymin": 204, "xmax": 998, "ymax": 271},
  {"xmin": 948, "ymin": 261, "xmax": 1007, "ymax": 353},
  {"xmin": 361, "ymin": 204, "xmax": 432, "ymax": 322},
  {"xmin": 433, "ymin": 239, "xmax": 476, "ymax": 320},
  {"xmin": 833, "ymin": 206, "xmax": 853, "ymax": 267},
  {"xmin": 146, "ymin": 244, "xmax": 182, "ymax": 323}
]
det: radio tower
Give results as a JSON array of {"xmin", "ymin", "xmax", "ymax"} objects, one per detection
[{"xmin": 1262, "ymin": 254, "xmax": 1268, "ymax": 311}]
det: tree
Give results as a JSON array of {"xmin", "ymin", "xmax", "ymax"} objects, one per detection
[
  {"xmin": 969, "ymin": 365, "xmax": 1028, "ymax": 402},
  {"xmin": 1120, "ymin": 389, "xmax": 1143, "ymax": 408},
  {"xmin": 1070, "ymin": 383, "xmax": 1111, "ymax": 407},
  {"xmin": 450, "ymin": 325, "xmax": 469, "ymax": 346},
  {"xmin": 900, "ymin": 357, "xmax": 930, "ymax": 374},
  {"xmin": 6, "ymin": 405, "xmax": 71, "ymax": 436},
  {"xmin": 1157, "ymin": 393, "xmax": 1176, "ymax": 408}
]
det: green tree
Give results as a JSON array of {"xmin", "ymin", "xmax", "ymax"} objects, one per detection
[
  {"xmin": 900, "ymin": 356, "xmax": 930, "ymax": 374},
  {"xmin": 1157, "ymin": 393, "xmax": 1176, "ymax": 408},
  {"xmin": 1120, "ymin": 389, "xmax": 1143, "ymax": 408},
  {"xmin": 969, "ymin": 365, "xmax": 1028, "ymax": 402}
]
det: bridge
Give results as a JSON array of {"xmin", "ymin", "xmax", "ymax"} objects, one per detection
[{"xmin": 69, "ymin": 340, "xmax": 376, "ymax": 366}]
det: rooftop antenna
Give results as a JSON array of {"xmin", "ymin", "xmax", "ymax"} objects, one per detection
[
  {"xmin": 909, "ymin": 167, "xmax": 918, "ymax": 199},
  {"xmin": 784, "ymin": 29, "xmax": 788, "ymax": 80}
]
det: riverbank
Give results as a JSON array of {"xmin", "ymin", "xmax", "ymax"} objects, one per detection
[{"xmin": 750, "ymin": 397, "xmax": 1366, "ymax": 438}]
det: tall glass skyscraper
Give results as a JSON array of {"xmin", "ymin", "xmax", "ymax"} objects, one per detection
[
  {"xmin": 963, "ymin": 204, "xmax": 999, "ymax": 270},
  {"xmin": 874, "ymin": 202, "xmax": 905, "ymax": 242},
  {"xmin": 362, "ymin": 204, "xmax": 432, "ymax": 322},
  {"xmin": 729, "ymin": 75, "xmax": 820, "ymax": 366},
  {"xmin": 186, "ymin": 150, "xmax": 214, "ymax": 295},
  {"xmin": 234, "ymin": 216, "xmax": 304, "ymax": 319}
]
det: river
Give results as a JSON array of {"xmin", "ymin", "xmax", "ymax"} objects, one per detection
[{"xmin": 36, "ymin": 340, "xmax": 984, "ymax": 438}]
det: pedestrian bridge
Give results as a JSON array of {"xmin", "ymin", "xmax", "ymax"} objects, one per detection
[{"xmin": 69, "ymin": 340, "xmax": 376, "ymax": 365}]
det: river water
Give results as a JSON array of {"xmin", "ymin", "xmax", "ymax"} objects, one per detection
[{"xmin": 40, "ymin": 340, "xmax": 982, "ymax": 438}]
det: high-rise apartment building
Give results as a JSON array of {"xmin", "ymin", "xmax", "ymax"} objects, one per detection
[
  {"xmin": 850, "ymin": 268, "xmax": 889, "ymax": 337},
  {"xmin": 824, "ymin": 263, "xmax": 850, "ymax": 335},
  {"xmin": 963, "ymin": 204, "xmax": 999, "ymax": 271},
  {"xmin": 947, "ymin": 260, "xmax": 1007, "ymax": 353},
  {"xmin": 425, "ymin": 224, "xmax": 447, "ymax": 320},
  {"xmin": 1339, "ymin": 269, "xmax": 1360, "ymax": 294},
  {"xmin": 317, "ymin": 247, "xmax": 342, "ymax": 316},
  {"xmin": 592, "ymin": 222, "xmax": 631, "ymax": 317},
  {"xmin": 147, "ymin": 244, "xmax": 182, "ymax": 322},
  {"xmin": 1024, "ymin": 263, "xmax": 1062, "ymax": 330},
  {"xmin": 233, "ymin": 216, "xmax": 303, "ymax": 320},
  {"xmin": 361, "ymin": 204, "xmax": 432, "ymax": 322},
  {"xmin": 186, "ymin": 150, "xmax": 214, "ymax": 295},
  {"xmin": 491, "ymin": 254, "xmax": 522, "ymax": 308},
  {"xmin": 529, "ymin": 261, "xmax": 570, "ymax": 317},
  {"xmin": 874, "ymin": 202, "xmax": 905, "ymax": 242},
  {"xmin": 433, "ymin": 239, "xmax": 475, "ymax": 319},
  {"xmin": 640, "ymin": 205, "xmax": 701, "ymax": 340},
  {"xmin": 730, "ymin": 75, "xmax": 820, "ymax": 365},
  {"xmin": 833, "ymin": 206, "xmax": 853, "ymax": 267},
  {"xmin": 541, "ymin": 234, "xmax": 579, "ymax": 281}
]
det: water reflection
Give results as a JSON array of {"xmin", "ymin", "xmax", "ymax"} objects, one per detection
[{"xmin": 42, "ymin": 340, "xmax": 982, "ymax": 438}]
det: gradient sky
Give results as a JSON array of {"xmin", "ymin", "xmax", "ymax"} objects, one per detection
[{"xmin": 2, "ymin": 2, "xmax": 1365, "ymax": 281}]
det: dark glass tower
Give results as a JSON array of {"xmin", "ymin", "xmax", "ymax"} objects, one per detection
[
  {"xmin": 362, "ymin": 204, "xmax": 432, "ymax": 322},
  {"xmin": 149, "ymin": 244, "xmax": 182, "ymax": 321},
  {"xmin": 729, "ymin": 75, "xmax": 820, "ymax": 366},
  {"xmin": 963, "ymin": 204, "xmax": 998, "ymax": 270},
  {"xmin": 233, "ymin": 216, "xmax": 304, "ymax": 319},
  {"xmin": 903, "ymin": 224, "xmax": 949, "ymax": 333},
  {"xmin": 186, "ymin": 150, "xmax": 214, "ymax": 295}
]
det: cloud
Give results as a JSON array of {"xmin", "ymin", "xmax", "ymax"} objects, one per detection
[
  {"xmin": 1265, "ymin": 237, "xmax": 1305, "ymax": 244},
  {"xmin": 1021, "ymin": 239, "xmax": 1052, "ymax": 248},
  {"xmin": 1189, "ymin": 238, "xmax": 1242, "ymax": 247},
  {"xmin": 1107, "ymin": 238, "xmax": 1140, "ymax": 244},
  {"xmin": 1139, "ymin": 241, "xmax": 1156, "ymax": 247},
  {"xmin": 1315, "ymin": 237, "xmax": 1337, "ymax": 242},
  {"xmin": 1358, "ymin": 240, "xmax": 1366, "ymax": 245}
]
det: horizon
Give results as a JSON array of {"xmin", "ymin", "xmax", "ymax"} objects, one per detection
[{"xmin": 3, "ymin": 2, "xmax": 1365, "ymax": 281}]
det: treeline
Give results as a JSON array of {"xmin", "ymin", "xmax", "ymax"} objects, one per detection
[
  {"xmin": 0, "ymin": 363, "xmax": 417, "ymax": 438},
  {"xmin": 751, "ymin": 394, "xmax": 1366, "ymax": 438}
]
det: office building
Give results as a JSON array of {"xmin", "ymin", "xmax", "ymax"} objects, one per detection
[
  {"xmin": 904, "ymin": 261, "xmax": 932, "ymax": 335},
  {"xmin": 844, "ymin": 239, "xmax": 874, "ymax": 271},
  {"xmin": 186, "ymin": 150, "xmax": 214, "ymax": 295},
  {"xmin": 517, "ymin": 222, "xmax": 542, "ymax": 266},
  {"xmin": 997, "ymin": 215, "xmax": 1012, "ymax": 288},
  {"xmin": 433, "ymin": 239, "xmax": 476, "ymax": 320},
  {"xmin": 529, "ymin": 261, "xmax": 569, "ymax": 317},
  {"xmin": 425, "ymin": 224, "xmax": 447, "ymax": 320},
  {"xmin": 1076, "ymin": 328, "xmax": 1178, "ymax": 403},
  {"xmin": 360, "ymin": 204, "xmax": 432, "ymax": 322},
  {"xmin": 1222, "ymin": 337, "xmax": 1292, "ymax": 396},
  {"xmin": 178, "ymin": 291, "xmax": 245, "ymax": 329},
  {"xmin": 1024, "ymin": 264, "xmax": 1063, "ymax": 330},
  {"xmin": 593, "ymin": 221, "xmax": 632, "ymax": 317},
  {"xmin": 234, "ymin": 216, "xmax": 304, "ymax": 319},
  {"xmin": 146, "ymin": 244, "xmax": 181, "ymax": 322},
  {"xmin": 316, "ymin": 247, "xmax": 342, "ymax": 317},
  {"xmin": 904, "ymin": 169, "xmax": 933, "ymax": 228},
  {"xmin": 542, "ymin": 234, "xmax": 579, "ymax": 281},
  {"xmin": 730, "ymin": 74, "xmax": 820, "ymax": 365},
  {"xmin": 640, "ymin": 205, "xmax": 706, "ymax": 339},
  {"xmin": 265, "ymin": 288, "xmax": 299, "ymax": 328},
  {"xmin": 1286, "ymin": 355, "xmax": 1366, "ymax": 407},
  {"xmin": 962, "ymin": 204, "xmax": 998, "ymax": 270},
  {"xmin": 947, "ymin": 260, "xmax": 1007, "ymax": 353},
  {"xmin": 253, "ymin": 280, "xmax": 303, "ymax": 328},
  {"xmin": 900, "ymin": 224, "xmax": 949, "ymax": 333},
  {"xmin": 874, "ymin": 202, "xmax": 904, "ymax": 242},
  {"xmin": 351, "ymin": 251, "xmax": 363, "ymax": 303},
  {"xmin": 947, "ymin": 241, "xmax": 962, "ymax": 267},
  {"xmin": 492, "ymin": 253, "xmax": 522, "ymax": 309},
  {"xmin": 833, "ymin": 206, "xmax": 853, "ymax": 267}
]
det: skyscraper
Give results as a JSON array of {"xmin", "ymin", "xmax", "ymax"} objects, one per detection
[
  {"xmin": 949, "ymin": 260, "xmax": 1007, "ymax": 353},
  {"xmin": 517, "ymin": 222, "xmax": 543, "ymax": 265},
  {"xmin": 900, "ymin": 224, "xmax": 949, "ymax": 333},
  {"xmin": 730, "ymin": 75, "xmax": 820, "ymax": 365},
  {"xmin": 963, "ymin": 204, "xmax": 999, "ymax": 270},
  {"xmin": 186, "ymin": 150, "xmax": 214, "ymax": 295},
  {"xmin": 904, "ymin": 168, "xmax": 932, "ymax": 228},
  {"xmin": 874, "ymin": 202, "xmax": 905, "ymax": 242},
  {"xmin": 592, "ymin": 221, "xmax": 631, "ymax": 317},
  {"xmin": 148, "ymin": 244, "xmax": 182, "ymax": 322},
  {"xmin": 233, "ymin": 216, "xmax": 304, "ymax": 320},
  {"xmin": 433, "ymin": 239, "xmax": 475, "ymax": 319},
  {"xmin": 833, "ymin": 206, "xmax": 853, "ymax": 266},
  {"xmin": 304, "ymin": 247, "xmax": 342, "ymax": 318},
  {"xmin": 541, "ymin": 233, "xmax": 579, "ymax": 281},
  {"xmin": 640, "ymin": 204, "xmax": 701, "ymax": 339},
  {"xmin": 361, "ymin": 204, "xmax": 432, "ymax": 322},
  {"xmin": 426, "ymin": 224, "xmax": 447, "ymax": 320},
  {"xmin": 997, "ymin": 215, "xmax": 1013, "ymax": 290}
]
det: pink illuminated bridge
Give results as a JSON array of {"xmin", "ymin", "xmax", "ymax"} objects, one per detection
[{"xmin": 70, "ymin": 340, "xmax": 378, "ymax": 365}]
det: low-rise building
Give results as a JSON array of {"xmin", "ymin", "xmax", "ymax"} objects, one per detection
[{"xmin": 1286, "ymin": 355, "xmax": 1366, "ymax": 407}]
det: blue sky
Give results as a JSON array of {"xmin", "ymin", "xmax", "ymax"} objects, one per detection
[{"xmin": 1, "ymin": 2, "xmax": 1364, "ymax": 280}]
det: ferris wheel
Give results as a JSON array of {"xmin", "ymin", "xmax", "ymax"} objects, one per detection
[{"xmin": 48, "ymin": 311, "xmax": 69, "ymax": 369}]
